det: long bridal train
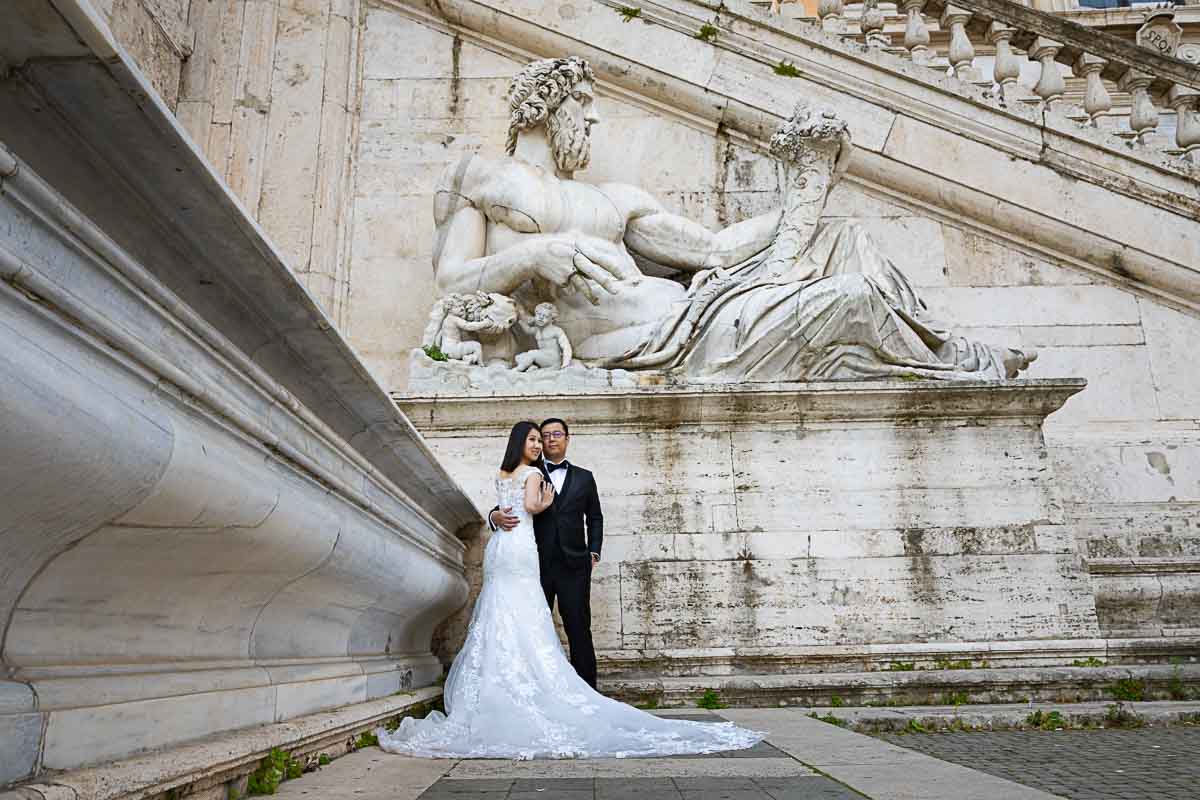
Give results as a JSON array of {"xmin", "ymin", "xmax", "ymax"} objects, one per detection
[{"xmin": 376, "ymin": 465, "xmax": 762, "ymax": 759}]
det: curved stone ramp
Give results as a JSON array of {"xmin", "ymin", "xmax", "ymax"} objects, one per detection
[{"xmin": 0, "ymin": 0, "xmax": 479, "ymax": 783}]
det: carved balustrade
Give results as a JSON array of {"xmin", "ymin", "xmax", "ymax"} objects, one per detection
[{"xmin": 792, "ymin": 0, "xmax": 1200, "ymax": 160}]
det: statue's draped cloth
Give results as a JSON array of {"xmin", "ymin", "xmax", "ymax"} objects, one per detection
[{"xmin": 599, "ymin": 220, "xmax": 1012, "ymax": 382}]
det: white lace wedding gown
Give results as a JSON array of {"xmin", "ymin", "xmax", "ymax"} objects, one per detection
[{"xmin": 377, "ymin": 465, "xmax": 763, "ymax": 759}]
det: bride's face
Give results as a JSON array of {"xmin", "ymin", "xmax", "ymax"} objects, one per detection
[{"xmin": 522, "ymin": 429, "xmax": 543, "ymax": 464}]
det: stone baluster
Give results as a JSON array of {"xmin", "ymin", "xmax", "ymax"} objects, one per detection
[
  {"xmin": 940, "ymin": 6, "xmax": 981, "ymax": 83},
  {"xmin": 1074, "ymin": 54, "xmax": 1113, "ymax": 127},
  {"xmin": 1167, "ymin": 85, "xmax": 1200, "ymax": 160},
  {"xmin": 818, "ymin": 0, "xmax": 846, "ymax": 34},
  {"xmin": 901, "ymin": 0, "xmax": 931, "ymax": 66},
  {"xmin": 1118, "ymin": 71, "xmax": 1160, "ymax": 143},
  {"xmin": 988, "ymin": 23, "xmax": 1023, "ymax": 106},
  {"xmin": 1029, "ymin": 37, "xmax": 1066, "ymax": 111},
  {"xmin": 860, "ymin": 0, "xmax": 890, "ymax": 49}
]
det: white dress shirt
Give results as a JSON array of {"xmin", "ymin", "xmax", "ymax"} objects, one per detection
[{"xmin": 545, "ymin": 460, "xmax": 568, "ymax": 494}]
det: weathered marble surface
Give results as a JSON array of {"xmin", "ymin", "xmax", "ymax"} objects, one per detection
[
  {"xmin": 362, "ymin": 2, "xmax": 1200, "ymax": 648},
  {"xmin": 353, "ymin": 0, "xmax": 1200, "ymax": 390},
  {"xmin": 400, "ymin": 380, "xmax": 1105, "ymax": 675},
  {"xmin": 0, "ymin": 4, "xmax": 476, "ymax": 783}
]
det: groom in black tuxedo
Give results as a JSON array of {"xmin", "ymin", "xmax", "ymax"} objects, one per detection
[{"xmin": 489, "ymin": 418, "xmax": 603, "ymax": 688}]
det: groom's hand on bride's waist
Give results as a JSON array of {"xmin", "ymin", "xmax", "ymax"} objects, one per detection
[{"xmin": 489, "ymin": 507, "xmax": 520, "ymax": 531}]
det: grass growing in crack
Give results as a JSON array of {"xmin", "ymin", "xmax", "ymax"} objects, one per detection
[
  {"xmin": 933, "ymin": 658, "xmax": 974, "ymax": 671},
  {"xmin": 1167, "ymin": 664, "xmax": 1191, "ymax": 700},
  {"xmin": 830, "ymin": 695, "xmax": 845, "ymax": 708},
  {"xmin": 353, "ymin": 730, "xmax": 379, "ymax": 750},
  {"xmin": 1110, "ymin": 677, "xmax": 1146, "ymax": 702},
  {"xmin": 809, "ymin": 711, "xmax": 848, "ymax": 727},
  {"xmin": 773, "ymin": 61, "xmax": 802, "ymax": 78},
  {"xmin": 694, "ymin": 23, "xmax": 718, "ymax": 42},
  {"xmin": 886, "ymin": 662, "xmax": 916, "ymax": 672},
  {"xmin": 421, "ymin": 343, "xmax": 448, "ymax": 362},
  {"xmin": 697, "ymin": 689, "xmax": 728, "ymax": 709},
  {"xmin": 905, "ymin": 718, "xmax": 928, "ymax": 733},
  {"xmin": 247, "ymin": 748, "xmax": 303, "ymax": 795},
  {"xmin": 1105, "ymin": 701, "xmax": 1144, "ymax": 728},
  {"xmin": 1025, "ymin": 709, "xmax": 1067, "ymax": 730},
  {"xmin": 941, "ymin": 691, "xmax": 969, "ymax": 707},
  {"xmin": 617, "ymin": 6, "xmax": 642, "ymax": 22},
  {"xmin": 1071, "ymin": 657, "xmax": 1105, "ymax": 667},
  {"xmin": 634, "ymin": 696, "xmax": 660, "ymax": 710}
]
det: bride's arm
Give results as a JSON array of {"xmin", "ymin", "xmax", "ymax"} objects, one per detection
[{"xmin": 524, "ymin": 471, "xmax": 554, "ymax": 514}]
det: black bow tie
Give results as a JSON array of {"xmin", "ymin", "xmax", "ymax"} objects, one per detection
[{"xmin": 546, "ymin": 461, "xmax": 568, "ymax": 473}]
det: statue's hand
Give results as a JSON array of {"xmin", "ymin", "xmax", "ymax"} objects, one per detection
[{"xmin": 523, "ymin": 235, "xmax": 624, "ymax": 304}]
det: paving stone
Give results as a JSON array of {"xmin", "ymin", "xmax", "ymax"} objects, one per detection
[
  {"xmin": 596, "ymin": 777, "xmax": 681, "ymax": 799},
  {"xmin": 753, "ymin": 776, "xmax": 863, "ymax": 799},
  {"xmin": 674, "ymin": 777, "xmax": 760, "ymax": 791},
  {"xmin": 419, "ymin": 778, "xmax": 515, "ymax": 794},
  {"xmin": 512, "ymin": 778, "xmax": 594, "ymax": 791}
]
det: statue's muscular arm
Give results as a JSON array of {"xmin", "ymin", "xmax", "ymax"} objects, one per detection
[
  {"xmin": 612, "ymin": 184, "xmax": 782, "ymax": 273},
  {"xmin": 432, "ymin": 156, "xmax": 625, "ymax": 296}
]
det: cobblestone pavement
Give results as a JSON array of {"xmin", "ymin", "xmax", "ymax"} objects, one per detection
[{"xmin": 878, "ymin": 726, "xmax": 1200, "ymax": 800}]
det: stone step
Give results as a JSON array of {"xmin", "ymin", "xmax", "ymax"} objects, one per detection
[
  {"xmin": 797, "ymin": 699, "xmax": 1200, "ymax": 731},
  {"xmin": 601, "ymin": 663, "xmax": 1200, "ymax": 707}
]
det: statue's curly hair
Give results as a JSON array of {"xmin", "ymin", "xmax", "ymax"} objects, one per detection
[{"xmin": 505, "ymin": 56, "xmax": 595, "ymax": 156}]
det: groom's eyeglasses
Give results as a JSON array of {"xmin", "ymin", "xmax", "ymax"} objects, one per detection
[{"xmin": 543, "ymin": 432, "xmax": 567, "ymax": 440}]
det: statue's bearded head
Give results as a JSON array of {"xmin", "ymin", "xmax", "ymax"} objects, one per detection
[{"xmin": 506, "ymin": 57, "xmax": 598, "ymax": 172}]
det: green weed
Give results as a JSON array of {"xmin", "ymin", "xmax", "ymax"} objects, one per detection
[
  {"xmin": 697, "ymin": 689, "xmax": 728, "ymax": 710},
  {"xmin": 1025, "ymin": 709, "xmax": 1066, "ymax": 730},
  {"xmin": 808, "ymin": 712, "xmax": 848, "ymax": 727},
  {"xmin": 421, "ymin": 344, "xmax": 448, "ymax": 362},
  {"xmin": 1110, "ymin": 677, "xmax": 1146, "ymax": 702},
  {"xmin": 1071, "ymin": 657, "xmax": 1105, "ymax": 667}
]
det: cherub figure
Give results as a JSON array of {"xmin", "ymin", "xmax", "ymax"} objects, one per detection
[
  {"xmin": 422, "ymin": 293, "xmax": 500, "ymax": 365},
  {"xmin": 514, "ymin": 303, "xmax": 573, "ymax": 372}
]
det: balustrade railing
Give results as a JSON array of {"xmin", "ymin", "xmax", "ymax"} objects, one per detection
[{"xmin": 770, "ymin": 0, "xmax": 1200, "ymax": 161}]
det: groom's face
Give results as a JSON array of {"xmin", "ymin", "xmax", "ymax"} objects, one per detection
[{"xmin": 541, "ymin": 421, "xmax": 569, "ymax": 462}]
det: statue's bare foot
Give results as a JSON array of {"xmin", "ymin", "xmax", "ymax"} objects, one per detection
[{"xmin": 1002, "ymin": 348, "xmax": 1038, "ymax": 379}]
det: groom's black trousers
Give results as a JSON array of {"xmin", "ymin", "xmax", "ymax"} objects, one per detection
[{"xmin": 540, "ymin": 547, "xmax": 598, "ymax": 689}]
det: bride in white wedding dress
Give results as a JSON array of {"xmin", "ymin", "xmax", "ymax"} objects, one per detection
[{"xmin": 377, "ymin": 421, "xmax": 763, "ymax": 759}]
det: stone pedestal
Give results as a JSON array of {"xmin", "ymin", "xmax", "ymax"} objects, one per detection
[{"xmin": 399, "ymin": 379, "xmax": 1103, "ymax": 677}]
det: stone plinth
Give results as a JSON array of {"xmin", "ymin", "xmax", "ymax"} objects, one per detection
[{"xmin": 398, "ymin": 379, "xmax": 1103, "ymax": 677}]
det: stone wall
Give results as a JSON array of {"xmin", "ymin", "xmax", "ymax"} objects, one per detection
[
  {"xmin": 93, "ymin": 0, "xmax": 192, "ymax": 108},
  {"xmin": 174, "ymin": 0, "xmax": 358, "ymax": 322},
  {"xmin": 403, "ymin": 382, "xmax": 1112, "ymax": 677},
  {"xmin": 351, "ymin": 4, "xmax": 1200, "ymax": 644}
]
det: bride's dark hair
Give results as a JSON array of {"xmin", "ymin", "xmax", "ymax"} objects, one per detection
[{"xmin": 500, "ymin": 421, "xmax": 543, "ymax": 473}]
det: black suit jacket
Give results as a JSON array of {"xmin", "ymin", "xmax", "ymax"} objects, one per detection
[{"xmin": 535, "ymin": 464, "xmax": 603, "ymax": 568}]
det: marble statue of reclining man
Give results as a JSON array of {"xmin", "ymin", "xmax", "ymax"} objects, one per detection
[{"xmin": 428, "ymin": 56, "xmax": 1035, "ymax": 383}]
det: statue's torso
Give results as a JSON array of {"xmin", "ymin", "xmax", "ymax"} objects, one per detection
[
  {"xmin": 476, "ymin": 164, "xmax": 626, "ymax": 243},
  {"xmin": 474, "ymin": 162, "xmax": 685, "ymax": 358}
]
